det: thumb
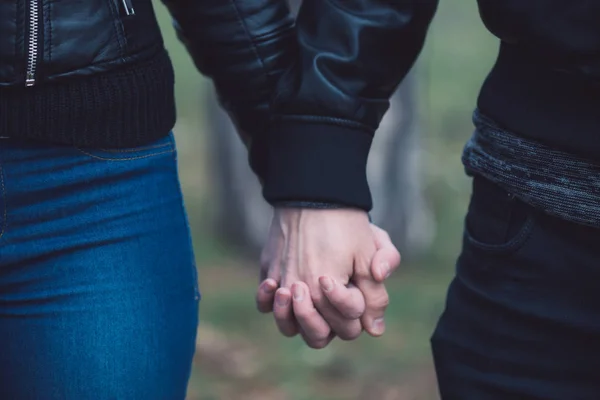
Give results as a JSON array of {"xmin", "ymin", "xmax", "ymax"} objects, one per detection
[
  {"xmin": 369, "ymin": 224, "xmax": 401, "ymax": 283},
  {"xmin": 318, "ymin": 276, "xmax": 366, "ymax": 320}
]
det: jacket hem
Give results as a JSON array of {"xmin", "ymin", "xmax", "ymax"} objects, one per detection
[{"xmin": 0, "ymin": 50, "xmax": 176, "ymax": 148}]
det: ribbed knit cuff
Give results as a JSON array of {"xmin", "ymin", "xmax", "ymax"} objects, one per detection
[{"xmin": 262, "ymin": 119, "xmax": 374, "ymax": 211}]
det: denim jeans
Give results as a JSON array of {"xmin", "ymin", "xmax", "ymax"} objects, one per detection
[
  {"xmin": 0, "ymin": 133, "xmax": 200, "ymax": 399},
  {"xmin": 432, "ymin": 175, "xmax": 600, "ymax": 399}
]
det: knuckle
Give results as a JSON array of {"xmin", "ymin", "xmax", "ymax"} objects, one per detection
[
  {"xmin": 370, "ymin": 292, "xmax": 390, "ymax": 310},
  {"xmin": 335, "ymin": 297, "xmax": 364, "ymax": 319},
  {"xmin": 311, "ymin": 293, "xmax": 325, "ymax": 306},
  {"xmin": 309, "ymin": 287, "xmax": 324, "ymax": 304},
  {"xmin": 353, "ymin": 267, "xmax": 372, "ymax": 281},
  {"xmin": 344, "ymin": 308, "xmax": 363, "ymax": 320}
]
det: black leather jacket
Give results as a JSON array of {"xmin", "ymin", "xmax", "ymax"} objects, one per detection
[
  {"xmin": 0, "ymin": 0, "xmax": 158, "ymax": 86},
  {"xmin": 2, "ymin": 0, "xmax": 599, "ymax": 210}
]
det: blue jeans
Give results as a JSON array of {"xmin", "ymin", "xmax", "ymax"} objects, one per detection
[
  {"xmin": 0, "ymin": 133, "xmax": 199, "ymax": 399},
  {"xmin": 432, "ymin": 175, "xmax": 600, "ymax": 399}
]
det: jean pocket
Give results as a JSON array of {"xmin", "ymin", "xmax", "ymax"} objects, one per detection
[
  {"xmin": 464, "ymin": 175, "xmax": 536, "ymax": 255},
  {"xmin": 76, "ymin": 133, "xmax": 175, "ymax": 161}
]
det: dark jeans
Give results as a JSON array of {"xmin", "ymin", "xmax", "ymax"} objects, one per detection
[
  {"xmin": 0, "ymin": 133, "xmax": 199, "ymax": 399},
  {"xmin": 432, "ymin": 175, "xmax": 600, "ymax": 399}
]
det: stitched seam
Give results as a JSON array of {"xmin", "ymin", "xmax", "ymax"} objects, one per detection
[
  {"xmin": 108, "ymin": 0, "xmax": 127, "ymax": 56},
  {"xmin": 48, "ymin": 0, "xmax": 52, "ymax": 61},
  {"xmin": 171, "ymin": 146, "xmax": 200, "ymax": 301},
  {"xmin": 76, "ymin": 149, "xmax": 175, "ymax": 161},
  {"xmin": 465, "ymin": 214, "xmax": 536, "ymax": 254},
  {"xmin": 96, "ymin": 142, "xmax": 172, "ymax": 153},
  {"xmin": 252, "ymin": 23, "xmax": 292, "ymax": 41},
  {"xmin": 0, "ymin": 162, "xmax": 6, "ymax": 240},
  {"xmin": 15, "ymin": 1, "xmax": 22, "ymax": 82},
  {"xmin": 274, "ymin": 115, "xmax": 374, "ymax": 133},
  {"xmin": 229, "ymin": 1, "xmax": 272, "ymax": 114}
]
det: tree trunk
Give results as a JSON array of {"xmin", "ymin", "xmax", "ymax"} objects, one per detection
[{"xmin": 366, "ymin": 69, "xmax": 435, "ymax": 259}]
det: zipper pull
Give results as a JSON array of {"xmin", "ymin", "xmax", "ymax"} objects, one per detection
[
  {"xmin": 121, "ymin": 0, "xmax": 135, "ymax": 16},
  {"xmin": 26, "ymin": 73, "xmax": 35, "ymax": 87}
]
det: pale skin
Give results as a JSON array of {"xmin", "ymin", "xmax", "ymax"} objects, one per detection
[{"xmin": 256, "ymin": 208, "xmax": 402, "ymax": 349}]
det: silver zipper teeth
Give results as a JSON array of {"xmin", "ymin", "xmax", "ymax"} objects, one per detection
[
  {"xmin": 25, "ymin": 0, "xmax": 39, "ymax": 87},
  {"xmin": 121, "ymin": 0, "xmax": 135, "ymax": 16}
]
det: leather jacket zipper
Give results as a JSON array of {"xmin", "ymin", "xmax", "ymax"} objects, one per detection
[
  {"xmin": 120, "ymin": 0, "xmax": 135, "ymax": 16},
  {"xmin": 25, "ymin": 0, "xmax": 39, "ymax": 87}
]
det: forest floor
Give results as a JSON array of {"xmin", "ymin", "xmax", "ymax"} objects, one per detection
[{"xmin": 185, "ymin": 261, "xmax": 451, "ymax": 400}]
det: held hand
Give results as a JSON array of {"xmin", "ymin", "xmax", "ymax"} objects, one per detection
[
  {"xmin": 256, "ymin": 209, "xmax": 400, "ymax": 348},
  {"xmin": 352, "ymin": 223, "xmax": 401, "ymax": 336}
]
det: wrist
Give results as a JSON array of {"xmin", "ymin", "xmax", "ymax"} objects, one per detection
[{"xmin": 274, "ymin": 201, "xmax": 373, "ymax": 222}]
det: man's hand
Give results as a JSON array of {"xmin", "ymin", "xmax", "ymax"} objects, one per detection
[{"xmin": 256, "ymin": 208, "xmax": 401, "ymax": 348}]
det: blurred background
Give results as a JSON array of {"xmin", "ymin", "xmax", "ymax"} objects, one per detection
[{"xmin": 153, "ymin": 1, "xmax": 498, "ymax": 399}]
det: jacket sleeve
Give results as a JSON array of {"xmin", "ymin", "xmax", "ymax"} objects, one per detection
[
  {"xmin": 264, "ymin": 0, "xmax": 439, "ymax": 211},
  {"xmin": 159, "ymin": 0, "xmax": 296, "ymax": 182},
  {"xmin": 161, "ymin": 0, "xmax": 438, "ymax": 211}
]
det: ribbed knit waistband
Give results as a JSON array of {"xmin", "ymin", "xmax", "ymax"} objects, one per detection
[
  {"xmin": 463, "ymin": 109, "xmax": 600, "ymax": 228},
  {"xmin": 0, "ymin": 50, "xmax": 176, "ymax": 148}
]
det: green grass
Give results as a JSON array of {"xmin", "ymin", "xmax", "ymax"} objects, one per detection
[{"xmin": 151, "ymin": 0, "xmax": 499, "ymax": 398}]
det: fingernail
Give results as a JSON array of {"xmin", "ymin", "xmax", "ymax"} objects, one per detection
[
  {"xmin": 379, "ymin": 263, "xmax": 391, "ymax": 279},
  {"xmin": 319, "ymin": 276, "xmax": 334, "ymax": 292},
  {"xmin": 276, "ymin": 292, "xmax": 290, "ymax": 307},
  {"xmin": 373, "ymin": 318, "xmax": 385, "ymax": 335},
  {"xmin": 262, "ymin": 280, "xmax": 275, "ymax": 294},
  {"xmin": 292, "ymin": 284, "xmax": 304, "ymax": 302}
]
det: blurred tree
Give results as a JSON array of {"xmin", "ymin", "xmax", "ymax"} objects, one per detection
[{"xmin": 205, "ymin": 1, "xmax": 434, "ymax": 260}]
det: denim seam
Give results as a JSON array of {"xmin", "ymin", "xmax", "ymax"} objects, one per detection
[
  {"xmin": 171, "ymin": 142, "xmax": 201, "ymax": 301},
  {"xmin": 76, "ymin": 148, "xmax": 175, "ymax": 161},
  {"xmin": 95, "ymin": 142, "xmax": 172, "ymax": 153},
  {"xmin": 0, "ymin": 162, "xmax": 5, "ymax": 240}
]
